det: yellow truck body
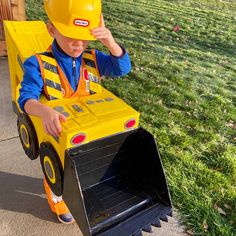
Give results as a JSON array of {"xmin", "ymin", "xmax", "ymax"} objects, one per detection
[
  {"xmin": 4, "ymin": 20, "xmax": 140, "ymax": 165},
  {"xmin": 4, "ymin": 20, "xmax": 172, "ymax": 236}
]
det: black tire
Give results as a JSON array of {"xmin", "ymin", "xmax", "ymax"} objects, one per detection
[
  {"xmin": 17, "ymin": 113, "xmax": 39, "ymax": 160},
  {"xmin": 40, "ymin": 142, "xmax": 63, "ymax": 196}
]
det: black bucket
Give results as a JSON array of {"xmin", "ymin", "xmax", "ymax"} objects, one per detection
[{"xmin": 63, "ymin": 127, "xmax": 172, "ymax": 236}]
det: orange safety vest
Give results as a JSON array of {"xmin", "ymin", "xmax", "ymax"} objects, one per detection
[{"xmin": 35, "ymin": 49, "xmax": 101, "ymax": 100}]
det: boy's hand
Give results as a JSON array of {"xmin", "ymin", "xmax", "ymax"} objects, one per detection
[
  {"xmin": 40, "ymin": 106, "xmax": 66, "ymax": 137},
  {"xmin": 24, "ymin": 99, "xmax": 66, "ymax": 138},
  {"xmin": 91, "ymin": 15, "xmax": 123, "ymax": 57}
]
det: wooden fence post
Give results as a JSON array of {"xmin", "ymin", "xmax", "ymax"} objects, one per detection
[{"xmin": 0, "ymin": 0, "xmax": 26, "ymax": 56}]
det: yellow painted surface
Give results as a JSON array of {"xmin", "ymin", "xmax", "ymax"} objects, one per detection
[
  {"xmin": 31, "ymin": 87, "xmax": 140, "ymax": 167},
  {"xmin": 4, "ymin": 21, "xmax": 52, "ymax": 101},
  {"xmin": 4, "ymin": 21, "xmax": 140, "ymax": 169}
]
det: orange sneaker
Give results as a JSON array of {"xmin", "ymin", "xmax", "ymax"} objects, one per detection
[{"xmin": 43, "ymin": 178, "xmax": 75, "ymax": 224}]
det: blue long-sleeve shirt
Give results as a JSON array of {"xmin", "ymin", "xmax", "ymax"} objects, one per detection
[{"xmin": 18, "ymin": 40, "xmax": 131, "ymax": 112}]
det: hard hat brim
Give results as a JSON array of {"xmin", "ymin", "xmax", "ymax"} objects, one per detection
[{"xmin": 53, "ymin": 21, "xmax": 96, "ymax": 41}]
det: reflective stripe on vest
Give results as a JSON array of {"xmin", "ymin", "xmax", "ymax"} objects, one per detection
[
  {"xmin": 39, "ymin": 54, "xmax": 64, "ymax": 100},
  {"xmin": 36, "ymin": 49, "xmax": 101, "ymax": 100}
]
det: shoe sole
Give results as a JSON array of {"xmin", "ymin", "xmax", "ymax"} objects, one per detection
[{"xmin": 57, "ymin": 215, "xmax": 75, "ymax": 225}]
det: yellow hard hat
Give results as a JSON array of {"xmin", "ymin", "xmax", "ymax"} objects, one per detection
[{"xmin": 44, "ymin": 0, "xmax": 101, "ymax": 40}]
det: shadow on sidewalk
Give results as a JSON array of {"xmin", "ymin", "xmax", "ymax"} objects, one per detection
[{"xmin": 0, "ymin": 171, "xmax": 57, "ymax": 223}]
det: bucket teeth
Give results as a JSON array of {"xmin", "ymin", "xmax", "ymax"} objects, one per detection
[
  {"xmin": 142, "ymin": 225, "xmax": 153, "ymax": 233},
  {"xmin": 151, "ymin": 218, "xmax": 161, "ymax": 227},
  {"xmin": 167, "ymin": 210, "xmax": 173, "ymax": 217},
  {"xmin": 132, "ymin": 230, "xmax": 143, "ymax": 236},
  {"xmin": 160, "ymin": 215, "xmax": 168, "ymax": 222}
]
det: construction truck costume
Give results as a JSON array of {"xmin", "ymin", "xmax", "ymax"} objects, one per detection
[
  {"xmin": 4, "ymin": 0, "xmax": 172, "ymax": 234},
  {"xmin": 18, "ymin": 39, "xmax": 131, "ymax": 217},
  {"xmin": 17, "ymin": 0, "xmax": 132, "ymax": 225}
]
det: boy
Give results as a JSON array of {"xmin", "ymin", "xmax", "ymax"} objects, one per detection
[{"xmin": 18, "ymin": 0, "xmax": 131, "ymax": 224}]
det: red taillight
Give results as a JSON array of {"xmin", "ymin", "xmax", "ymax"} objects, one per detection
[
  {"xmin": 71, "ymin": 133, "xmax": 86, "ymax": 145},
  {"xmin": 125, "ymin": 119, "xmax": 136, "ymax": 129},
  {"xmin": 83, "ymin": 68, "xmax": 89, "ymax": 81}
]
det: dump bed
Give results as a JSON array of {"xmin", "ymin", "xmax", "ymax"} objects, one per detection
[{"xmin": 4, "ymin": 21, "xmax": 52, "ymax": 104}]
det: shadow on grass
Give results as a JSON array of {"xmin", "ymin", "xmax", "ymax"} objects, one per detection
[{"xmin": 118, "ymin": 20, "xmax": 236, "ymax": 62}]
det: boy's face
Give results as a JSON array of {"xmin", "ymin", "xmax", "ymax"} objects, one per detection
[{"xmin": 47, "ymin": 22, "xmax": 89, "ymax": 58}]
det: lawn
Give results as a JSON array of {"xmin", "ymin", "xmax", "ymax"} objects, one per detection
[{"xmin": 25, "ymin": 0, "xmax": 236, "ymax": 235}]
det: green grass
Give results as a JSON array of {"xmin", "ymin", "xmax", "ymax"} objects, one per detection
[{"xmin": 25, "ymin": 0, "xmax": 236, "ymax": 235}]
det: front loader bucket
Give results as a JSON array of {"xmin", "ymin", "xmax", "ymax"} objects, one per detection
[{"xmin": 63, "ymin": 127, "xmax": 172, "ymax": 236}]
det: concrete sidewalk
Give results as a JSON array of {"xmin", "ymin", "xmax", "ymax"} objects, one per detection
[{"xmin": 0, "ymin": 57, "xmax": 187, "ymax": 236}]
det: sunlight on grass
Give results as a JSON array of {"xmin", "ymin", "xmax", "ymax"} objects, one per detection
[{"xmin": 25, "ymin": 0, "xmax": 236, "ymax": 235}]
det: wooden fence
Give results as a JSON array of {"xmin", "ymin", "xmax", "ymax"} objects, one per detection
[{"xmin": 0, "ymin": 0, "xmax": 26, "ymax": 56}]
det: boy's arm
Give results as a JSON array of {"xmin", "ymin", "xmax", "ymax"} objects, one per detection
[
  {"xmin": 18, "ymin": 56, "xmax": 44, "ymax": 112},
  {"xmin": 24, "ymin": 99, "xmax": 66, "ymax": 137},
  {"xmin": 91, "ymin": 15, "xmax": 131, "ymax": 77},
  {"xmin": 95, "ymin": 49, "xmax": 131, "ymax": 77},
  {"xmin": 19, "ymin": 56, "xmax": 66, "ymax": 137},
  {"xmin": 91, "ymin": 15, "xmax": 123, "ymax": 57},
  {"xmin": 105, "ymin": 42, "xmax": 123, "ymax": 58}
]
